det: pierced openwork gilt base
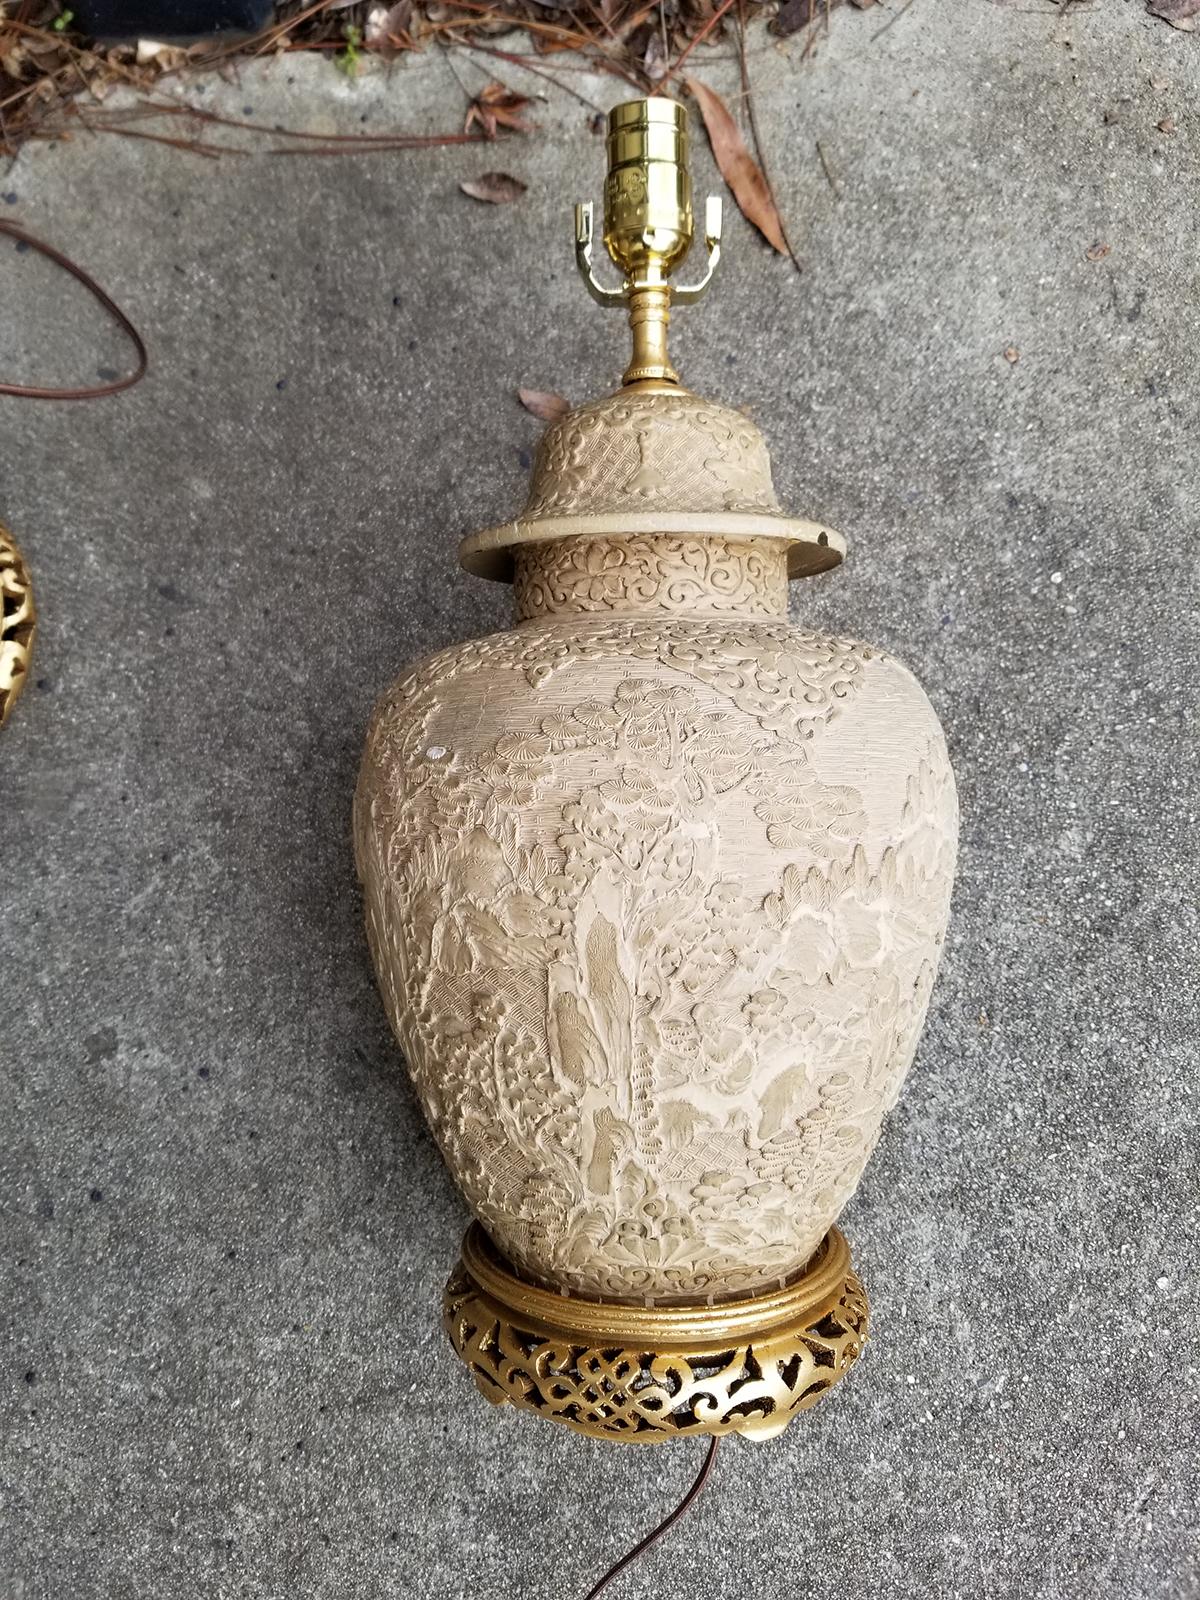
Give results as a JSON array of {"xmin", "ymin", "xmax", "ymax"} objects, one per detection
[
  {"xmin": 0, "ymin": 523, "xmax": 35, "ymax": 730},
  {"xmin": 442, "ymin": 1222, "xmax": 868, "ymax": 1443}
]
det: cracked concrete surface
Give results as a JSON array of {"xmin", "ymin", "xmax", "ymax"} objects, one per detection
[{"xmin": 1, "ymin": 2, "xmax": 1198, "ymax": 1597}]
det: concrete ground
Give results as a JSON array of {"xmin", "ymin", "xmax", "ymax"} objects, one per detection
[{"xmin": 1, "ymin": 2, "xmax": 1198, "ymax": 1596}]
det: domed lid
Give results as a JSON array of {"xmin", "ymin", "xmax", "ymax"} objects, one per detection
[
  {"xmin": 459, "ymin": 97, "xmax": 845, "ymax": 585},
  {"xmin": 459, "ymin": 385, "xmax": 844, "ymax": 581}
]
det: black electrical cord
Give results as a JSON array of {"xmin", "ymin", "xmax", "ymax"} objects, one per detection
[{"xmin": 581, "ymin": 1435, "xmax": 721, "ymax": 1600}]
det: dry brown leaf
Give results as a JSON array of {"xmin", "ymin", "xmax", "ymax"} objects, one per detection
[
  {"xmin": 642, "ymin": 30, "xmax": 669, "ymax": 82},
  {"xmin": 136, "ymin": 39, "xmax": 188, "ymax": 68},
  {"xmin": 365, "ymin": 2, "xmax": 413, "ymax": 47},
  {"xmin": 685, "ymin": 77, "xmax": 787, "ymax": 255},
  {"xmin": 460, "ymin": 171, "xmax": 527, "ymax": 204},
  {"xmin": 518, "ymin": 387, "xmax": 570, "ymax": 421},
  {"xmin": 771, "ymin": 0, "xmax": 822, "ymax": 35},
  {"xmin": 465, "ymin": 81, "xmax": 535, "ymax": 139},
  {"xmin": 24, "ymin": 35, "xmax": 67, "ymax": 60},
  {"xmin": 1157, "ymin": 115, "xmax": 1177, "ymax": 134}
]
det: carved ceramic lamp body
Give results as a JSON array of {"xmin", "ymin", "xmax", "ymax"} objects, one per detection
[{"xmin": 355, "ymin": 99, "xmax": 957, "ymax": 1441}]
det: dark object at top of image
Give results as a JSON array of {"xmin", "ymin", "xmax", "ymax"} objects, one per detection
[{"xmin": 73, "ymin": 0, "xmax": 273, "ymax": 43}]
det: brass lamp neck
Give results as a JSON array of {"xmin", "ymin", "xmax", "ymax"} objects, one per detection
[
  {"xmin": 574, "ymin": 97, "xmax": 723, "ymax": 387},
  {"xmin": 625, "ymin": 283, "xmax": 673, "ymax": 385}
]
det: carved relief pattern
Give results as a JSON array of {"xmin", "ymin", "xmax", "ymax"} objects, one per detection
[
  {"xmin": 514, "ymin": 535, "xmax": 789, "ymax": 621},
  {"xmin": 355, "ymin": 612, "xmax": 957, "ymax": 1303},
  {"xmin": 378, "ymin": 615, "xmax": 875, "ymax": 748},
  {"xmin": 521, "ymin": 390, "xmax": 782, "ymax": 521}
]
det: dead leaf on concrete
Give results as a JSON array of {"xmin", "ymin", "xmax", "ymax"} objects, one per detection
[
  {"xmin": 685, "ymin": 77, "xmax": 787, "ymax": 254},
  {"xmin": 771, "ymin": 0, "xmax": 826, "ymax": 36},
  {"xmin": 460, "ymin": 172, "xmax": 528, "ymax": 204},
  {"xmin": 465, "ymin": 82, "xmax": 535, "ymax": 140},
  {"xmin": 1157, "ymin": 116, "xmax": 1177, "ymax": 134},
  {"xmin": 518, "ymin": 388, "xmax": 570, "ymax": 421},
  {"xmin": 1146, "ymin": 0, "xmax": 1200, "ymax": 28},
  {"xmin": 365, "ymin": 2, "xmax": 413, "ymax": 49},
  {"xmin": 1085, "ymin": 241, "xmax": 1111, "ymax": 261},
  {"xmin": 642, "ymin": 29, "xmax": 669, "ymax": 82},
  {"xmin": 0, "ymin": 0, "xmax": 890, "ymax": 161},
  {"xmin": 136, "ymin": 38, "xmax": 189, "ymax": 68}
]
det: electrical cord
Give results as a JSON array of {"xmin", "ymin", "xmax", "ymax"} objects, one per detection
[
  {"xmin": 0, "ymin": 217, "xmax": 146, "ymax": 399},
  {"xmin": 581, "ymin": 1435, "xmax": 720, "ymax": 1599}
]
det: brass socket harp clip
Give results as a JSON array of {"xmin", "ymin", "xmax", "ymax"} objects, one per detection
[{"xmin": 574, "ymin": 97, "xmax": 723, "ymax": 387}]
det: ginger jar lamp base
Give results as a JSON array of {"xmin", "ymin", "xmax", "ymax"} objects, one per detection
[{"xmin": 442, "ymin": 1223, "xmax": 868, "ymax": 1444}]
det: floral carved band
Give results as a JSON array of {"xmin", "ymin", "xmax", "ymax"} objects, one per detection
[{"xmin": 514, "ymin": 535, "xmax": 790, "ymax": 620}]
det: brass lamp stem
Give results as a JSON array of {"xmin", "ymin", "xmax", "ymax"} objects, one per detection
[
  {"xmin": 574, "ymin": 97, "xmax": 722, "ymax": 387},
  {"xmin": 625, "ymin": 283, "xmax": 674, "ymax": 385}
]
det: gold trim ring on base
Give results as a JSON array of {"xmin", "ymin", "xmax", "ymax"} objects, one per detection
[{"xmin": 442, "ymin": 1223, "xmax": 868, "ymax": 1443}]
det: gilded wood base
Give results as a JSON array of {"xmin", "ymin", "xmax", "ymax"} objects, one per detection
[
  {"xmin": 0, "ymin": 524, "xmax": 35, "ymax": 730},
  {"xmin": 442, "ymin": 1223, "xmax": 868, "ymax": 1443}
]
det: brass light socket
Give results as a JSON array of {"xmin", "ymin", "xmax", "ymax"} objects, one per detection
[
  {"xmin": 603, "ymin": 98, "xmax": 694, "ymax": 283},
  {"xmin": 574, "ymin": 97, "xmax": 723, "ymax": 388}
]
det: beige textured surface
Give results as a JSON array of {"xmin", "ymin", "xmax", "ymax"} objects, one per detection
[
  {"xmin": 523, "ymin": 389, "xmax": 782, "ymax": 519},
  {"xmin": 459, "ymin": 386, "xmax": 844, "ymax": 579},
  {"xmin": 514, "ymin": 533, "xmax": 790, "ymax": 619},
  {"xmin": 355, "ymin": 562, "xmax": 957, "ymax": 1301}
]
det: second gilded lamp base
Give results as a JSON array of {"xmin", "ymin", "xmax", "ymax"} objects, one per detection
[{"xmin": 442, "ymin": 1224, "xmax": 868, "ymax": 1444}]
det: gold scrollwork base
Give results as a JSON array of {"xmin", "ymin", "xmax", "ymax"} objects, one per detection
[
  {"xmin": 0, "ymin": 523, "xmax": 36, "ymax": 730},
  {"xmin": 442, "ymin": 1223, "xmax": 868, "ymax": 1443}
]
